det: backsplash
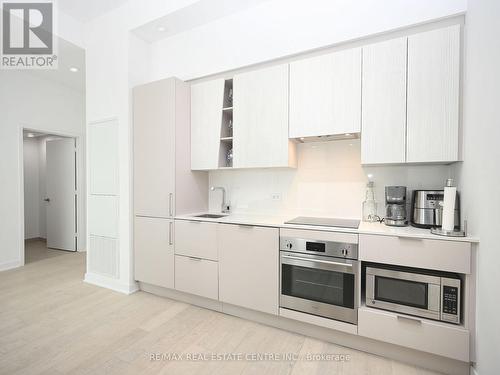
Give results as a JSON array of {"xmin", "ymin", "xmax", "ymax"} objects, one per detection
[{"xmin": 209, "ymin": 140, "xmax": 454, "ymax": 219}]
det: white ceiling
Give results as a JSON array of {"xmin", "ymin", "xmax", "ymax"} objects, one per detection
[
  {"xmin": 26, "ymin": 37, "xmax": 85, "ymax": 92},
  {"xmin": 57, "ymin": 0, "xmax": 128, "ymax": 23},
  {"xmin": 132, "ymin": 0, "xmax": 272, "ymax": 43}
]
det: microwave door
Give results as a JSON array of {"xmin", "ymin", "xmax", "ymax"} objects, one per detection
[{"xmin": 366, "ymin": 268, "xmax": 441, "ymax": 320}]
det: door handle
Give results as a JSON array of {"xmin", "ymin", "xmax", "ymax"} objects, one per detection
[
  {"xmin": 43, "ymin": 198, "xmax": 50, "ymax": 202},
  {"xmin": 282, "ymin": 254, "xmax": 353, "ymax": 268},
  {"xmin": 169, "ymin": 193, "xmax": 173, "ymax": 217},
  {"xmin": 168, "ymin": 222, "xmax": 173, "ymax": 246},
  {"xmin": 397, "ymin": 315, "xmax": 422, "ymax": 324}
]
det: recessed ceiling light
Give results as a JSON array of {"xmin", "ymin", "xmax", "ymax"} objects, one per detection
[
  {"xmin": 157, "ymin": 26, "xmax": 166, "ymax": 32},
  {"xmin": 27, "ymin": 133, "xmax": 35, "ymax": 138},
  {"xmin": 69, "ymin": 67, "xmax": 79, "ymax": 73}
]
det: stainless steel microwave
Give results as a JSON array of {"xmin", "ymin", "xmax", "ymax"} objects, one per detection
[{"xmin": 366, "ymin": 265, "xmax": 461, "ymax": 324}]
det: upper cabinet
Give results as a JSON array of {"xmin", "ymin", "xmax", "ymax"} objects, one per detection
[
  {"xmin": 289, "ymin": 48, "xmax": 362, "ymax": 138},
  {"xmin": 134, "ymin": 79, "xmax": 176, "ymax": 218},
  {"xmin": 191, "ymin": 79, "xmax": 225, "ymax": 170},
  {"xmin": 190, "ymin": 25, "xmax": 461, "ymax": 168},
  {"xmin": 361, "ymin": 25, "xmax": 461, "ymax": 165},
  {"xmin": 233, "ymin": 64, "xmax": 296, "ymax": 168},
  {"xmin": 406, "ymin": 25, "xmax": 460, "ymax": 163},
  {"xmin": 361, "ymin": 37, "xmax": 407, "ymax": 164},
  {"xmin": 134, "ymin": 77, "xmax": 208, "ymax": 218}
]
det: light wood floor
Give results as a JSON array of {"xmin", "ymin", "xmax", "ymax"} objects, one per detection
[
  {"xmin": 24, "ymin": 239, "xmax": 68, "ymax": 264},
  {"xmin": 0, "ymin": 247, "xmax": 441, "ymax": 375}
]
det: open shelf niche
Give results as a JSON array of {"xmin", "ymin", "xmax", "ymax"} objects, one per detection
[{"xmin": 218, "ymin": 78, "xmax": 233, "ymax": 168}]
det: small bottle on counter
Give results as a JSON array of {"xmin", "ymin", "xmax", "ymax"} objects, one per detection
[{"xmin": 362, "ymin": 181, "xmax": 378, "ymax": 222}]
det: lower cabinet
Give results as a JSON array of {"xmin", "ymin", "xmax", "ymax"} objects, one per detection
[
  {"xmin": 174, "ymin": 255, "xmax": 219, "ymax": 299},
  {"xmin": 218, "ymin": 224, "xmax": 279, "ymax": 315},
  {"xmin": 134, "ymin": 216, "xmax": 174, "ymax": 289},
  {"xmin": 358, "ymin": 307, "xmax": 469, "ymax": 361}
]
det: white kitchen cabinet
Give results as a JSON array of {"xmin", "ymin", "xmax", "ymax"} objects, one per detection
[
  {"xmin": 134, "ymin": 216, "xmax": 174, "ymax": 289},
  {"xmin": 133, "ymin": 77, "xmax": 208, "ymax": 218},
  {"xmin": 218, "ymin": 224, "xmax": 279, "ymax": 315},
  {"xmin": 175, "ymin": 255, "xmax": 219, "ymax": 300},
  {"xmin": 407, "ymin": 25, "xmax": 460, "ymax": 163},
  {"xmin": 233, "ymin": 64, "xmax": 296, "ymax": 168},
  {"xmin": 358, "ymin": 307, "xmax": 469, "ymax": 361},
  {"xmin": 191, "ymin": 79, "xmax": 225, "ymax": 170},
  {"xmin": 361, "ymin": 38, "xmax": 407, "ymax": 164},
  {"xmin": 174, "ymin": 220, "xmax": 218, "ymax": 261},
  {"xmin": 289, "ymin": 48, "xmax": 361, "ymax": 138}
]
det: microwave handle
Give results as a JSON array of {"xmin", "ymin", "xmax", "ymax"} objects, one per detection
[{"xmin": 282, "ymin": 254, "xmax": 352, "ymax": 268}]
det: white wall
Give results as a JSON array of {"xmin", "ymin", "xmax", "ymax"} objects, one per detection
[
  {"xmin": 209, "ymin": 140, "xmax": 453, "ymax": 218},
  {"xmin": 23, "ymin": 138, "xmax": 41, "ymax": 239},
  {"xmin": 0, "ymin": 71, "xmax": 85, "ymax": 270},
  {"xmin": 454, "ymin": 0, "xmax": 500, "ymax": 374},
  {"xmin": 149, "ymin": 0, "xmax": 466, "ymax": 81}
]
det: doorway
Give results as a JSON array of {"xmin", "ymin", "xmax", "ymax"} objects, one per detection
[{"xmin": 22, "ymin": 130, "xmax": 81, "ymax": 263}]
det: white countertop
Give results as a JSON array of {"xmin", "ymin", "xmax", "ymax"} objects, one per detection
[{"xmin": 175, "ymin": 212, "xmax": 479, "ymax": 243}]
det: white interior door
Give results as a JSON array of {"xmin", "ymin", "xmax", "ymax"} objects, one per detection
[{"xmin": 46, "ymin": 138, "xmax": 77, "ymax": 251}]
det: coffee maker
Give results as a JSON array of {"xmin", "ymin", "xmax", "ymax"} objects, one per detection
[{"xmin": 385, "ymin": 186, "xmax": 408, "ymax": 226}]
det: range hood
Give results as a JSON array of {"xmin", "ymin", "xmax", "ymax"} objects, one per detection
[{"xmin": 293, "ymin": 133, "xmax": 360, "ymax": 143}]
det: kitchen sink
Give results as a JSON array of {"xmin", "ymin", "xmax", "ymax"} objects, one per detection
[{"xmin": 193, "ymin": 213, "xmax": 227, "ymax": 219}]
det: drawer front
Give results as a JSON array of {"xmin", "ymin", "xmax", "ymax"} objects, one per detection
[
  {"xmin": 359, "ymin": 234, "xmax": 471, "ymax": 273},
  {"xmin": 358, "ymin": 307, "xmax": 469, "ymax": 361},
  {"xmin": 174, "ymin": 255, "xmax": 218, "ymax": 300},
  {"xmin": 175, "ymin": 220, "xmax": 218, "ymax": 260}
]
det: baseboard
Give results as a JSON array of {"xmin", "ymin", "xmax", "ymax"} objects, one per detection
[
  {"xmin": 84, "ymin": 272, "xmax": 139, "ymax": 295},
  {"xmin": 0, "ymin": 259, "xmax": 22, "ymax": 272},
  {"xmin": 24, "ymin": 237, "xmax": 46, "ymax": 242}
]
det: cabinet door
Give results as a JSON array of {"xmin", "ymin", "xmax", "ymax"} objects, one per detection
[
  {"xmin": 233, "ymin": 64, "xmax": 294, "ymax": 168},
  {"xmin": 134, "ymin": 216, "xmax": 174, "ymax": 288},
  {"xmin": 407, "ymin": 25, "xmax": 460, "ymax": 163},
  {"xmin": 289, "ymin": 48, "xmax": 361, "ymax": 138},
  {"xmin": 133, "ymin": 79, "xmax": 175, "ymax": 217},
  {"xmin": 190, "ymin": 79, "xmax": 224, "ymax": 170},
  {"xmin": 218, "ymin": 224, "xmax": 279, "ymax": 315},
  {"xmin": 361, "ymin": 38, "xmax": 407, "ymax": 164}
]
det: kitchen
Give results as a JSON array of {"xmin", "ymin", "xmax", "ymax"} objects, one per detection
[
  {"xmin": 2, "ymin": 1, "xmax": 499, "ymax": 375},
  {"xmin": 132, "ymin": 17, "xmax": 477, "ymax": 375}
]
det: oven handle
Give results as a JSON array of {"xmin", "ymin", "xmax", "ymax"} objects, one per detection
[{"xmin": 281, "ymin": 254, "xmax": 356, "ymax": 274}]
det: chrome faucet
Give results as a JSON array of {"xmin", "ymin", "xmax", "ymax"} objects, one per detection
[{"xmin": 211, "ymin": 186, "xmax": 231, "ymax": 213}]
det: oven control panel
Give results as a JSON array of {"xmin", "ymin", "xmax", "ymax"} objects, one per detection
[{"xmin": 279, "ymin": 237, "xmax": 358, "ymax": 259}]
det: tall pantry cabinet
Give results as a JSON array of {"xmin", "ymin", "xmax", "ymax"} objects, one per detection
[{"xmin": 133, "ymin": 77, "xmax": 208, "ymax": 288}]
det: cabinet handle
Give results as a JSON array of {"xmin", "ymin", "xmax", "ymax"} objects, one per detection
[
  {"xmin": 188, "ymin": 256, "xmax": 202, "ymax": 261},
  {"xmin": 397, "ymin": 315, "xmax": 422, "ymax": 324},
  {"xmin": 169, "ymin": 222, "xmax": 173, "ymax": 246},
  {"xmin": 169, "ymin": 193, "xmax": 173, "ymax": 217}
]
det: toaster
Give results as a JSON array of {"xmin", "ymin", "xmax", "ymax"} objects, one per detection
[{"xmin": 411, "ymin": 190, "xmax": 460, "ymax": 228}]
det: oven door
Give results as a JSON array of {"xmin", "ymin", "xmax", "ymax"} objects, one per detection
[
  {"xmin": 366, "ymin": 267, "xmax": 441, "ymax": 320},
  {"xmin": 280, "ymin": 252, "xmax": 359, "ymax": 324}
]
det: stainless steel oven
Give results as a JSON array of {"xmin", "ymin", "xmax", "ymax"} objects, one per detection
[
  {"xmin": 279, "ymin": 236, "xmax": 359, "ymax": 324},
  {"xmin": 366, "ymin": 265, "xmax": 461, "ymax": 324}
]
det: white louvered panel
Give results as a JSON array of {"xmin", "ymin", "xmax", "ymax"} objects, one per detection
[
  {"xmin": 88, "ymin": 119, "xmax": 119, "ymax": 195},
  {"xmin": 88, "ymin": 235, "xmax": 119, "ymax": 278},
  {"xmin": 407, "ymin": 25, "xmax": 460, "ymax": 163}
]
